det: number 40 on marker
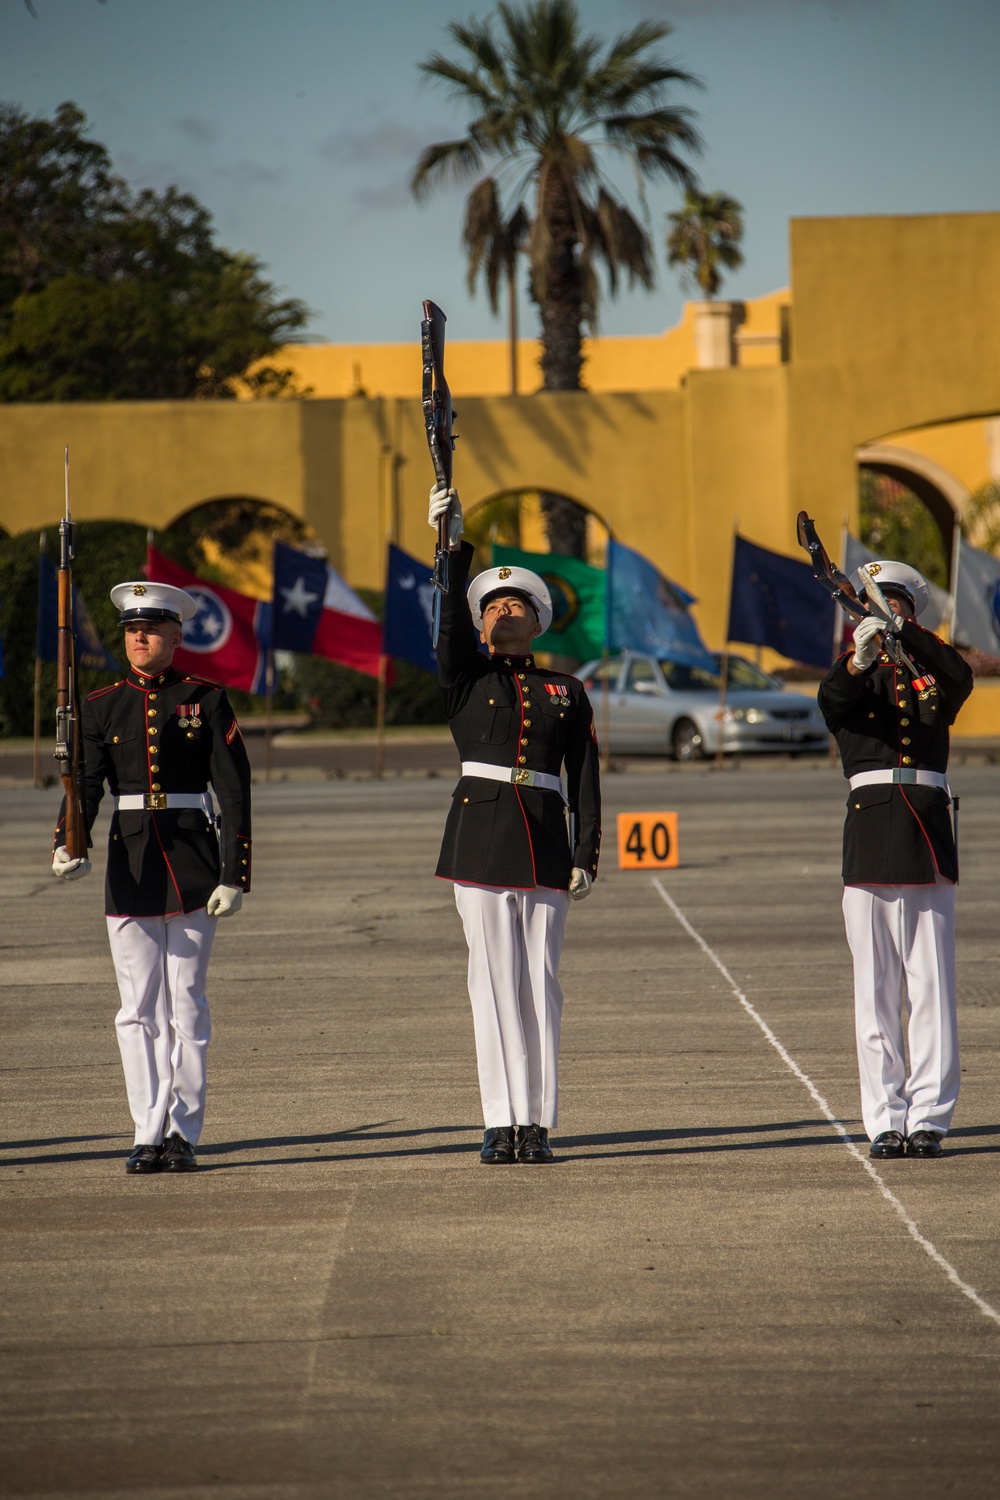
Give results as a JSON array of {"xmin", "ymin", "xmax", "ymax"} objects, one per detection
[{"xmin": 616, "ymin": 811, "xmax": 679, "ymax": 870}]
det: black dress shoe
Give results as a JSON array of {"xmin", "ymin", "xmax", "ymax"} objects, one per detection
[
  {"xmin": 125, "ymin": 1143, "xmax": 162, "ymax": 1175},
  {"xmin": 480, "ymin": 1127, "xmax": 516, "ymax": 1164},
  {"xmin": 162, "ymin": 1133, "xmax": 197, "ymax": 1171},
  {"xmin": 515, "ymin": 1124, "xmax": 553, "ymax": 1164},
  {"xmin": 869, "ymin": 1130, "xmax": 905, "ymax": 1160},
  {"xmin": 907, "ymin": 1130, "xmax": 943, "ymax": 1158}
]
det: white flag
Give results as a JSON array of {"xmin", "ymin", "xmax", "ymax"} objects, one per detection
[
  {"xmin": 843, "ymin": 533, "xmax": 952, "ymax": 633},
  {"xmin": 952, "ymin": 536, "xmax": 1000, "ymax": 655}
]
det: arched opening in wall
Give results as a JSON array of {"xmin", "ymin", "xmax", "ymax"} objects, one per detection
[
  {"xmin": 156, "ymin": 496, "xmax": 321, "ymax": 600},
  {"xmin": 464, "ymin": 489, "xmax": 610, "ymax": 575}
]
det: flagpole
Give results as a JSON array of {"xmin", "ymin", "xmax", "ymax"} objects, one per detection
[
  {"xmin": 948, "ymin": 508, "xmax": 962, "ymax": 645},
  {"xmin": 34, "ymin": 532, "xmax": 45, "ymax": 788},
  {"xmin": 600, "ymin": 537, "xmax": 612, "ymax": 774},
  {"xmin": 375, "ymin": 653, "xmax": 388, "ymax": 780},
  {"xmin": 264, "ymin": 648, "xmax": 275, "ymax": 783},
  {"xmin": 715, "ymin": 522, "xmax": 738, "ymax": 769}
]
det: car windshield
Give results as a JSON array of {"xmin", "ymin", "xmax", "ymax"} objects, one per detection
[{"xmin": 657, "ymin": 654, "xmax": 779, "ymax": 692}]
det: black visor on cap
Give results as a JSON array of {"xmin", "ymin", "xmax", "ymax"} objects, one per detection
[
  {"xmin": 120, "ymin": 608, "xmax": 182, "ymax": 625},
  {"xmin": 480, "ymin": 587, "xmax": 539, "ymax": 618}
]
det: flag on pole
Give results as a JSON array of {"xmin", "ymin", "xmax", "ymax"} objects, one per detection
[
  {"xmin": 147, "ymin": 546, "xmax": 270, "ymax": 693},
  {"xmin": 37, "ymin": 552, "xmax": 120, "ymax": 672},
  {"xmin": 383, "ymin": 544, "xmax": 437, "ymax": 673},
  {"xmin": 951, "ymin": 535, "xmax": 1000, "ymax": 654},
  {"xmin": 491, "ymin": 545, "xmax": 607, "ymax": 661},
  {"xmin": 271, "ymin": 542, "xmax": 383, "ymax": 679},
  {"xmin": 727, "ymin": 534, "xmax": 835, "ymax": 668},
  {"xmin": 607, "ymin": 539, "xmax": 713, "ymax": 668}
]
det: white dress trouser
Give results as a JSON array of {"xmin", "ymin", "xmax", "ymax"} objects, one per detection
[
  {"xmin": 107, "ymin": 909, "xmax": 217, "ymax": 1146},
  {"xmin": 842, "ymin": 877, "xmax": 959, "ymax": 1141},
  {"xmin": 454, "ymin": 883, "xmax": 569, "ymax": 1130}
]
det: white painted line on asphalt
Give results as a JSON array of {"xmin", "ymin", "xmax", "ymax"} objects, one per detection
[{"xmin": 651, "ymin": 876, "xmax": 1000, "ymax": 1330}]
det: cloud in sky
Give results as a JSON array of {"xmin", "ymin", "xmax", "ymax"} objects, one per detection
[
  {"xmin": 317, "ymin": 120, "xmax": 449, "ymax": 167},
  {"xmin": 213, "ymin": 161, "xmax": 285, "ymax": 187},
  {"xmin": 175, "ymin": 116, "xmax": 220, "ymax": 146},
  {"xmin": 630, "ymin": 0, "xmax": 874, "ymax": 12}
]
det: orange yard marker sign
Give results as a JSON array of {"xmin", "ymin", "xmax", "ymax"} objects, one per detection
[{"xmin": 616, "ymin": 811, "xmax": 679, "ymax": 870}]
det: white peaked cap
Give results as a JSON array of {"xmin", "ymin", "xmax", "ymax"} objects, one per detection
[
  {"xmin": 468, "ymin": 564, "xmax": 553, "ymax": 635},
  {"xmin": 111, "ymin": 580, "xmax": 198, "ymax": 624},
  {"xmin": 850, "ymin": 560, "xmax": 931, "ymax": 618}
]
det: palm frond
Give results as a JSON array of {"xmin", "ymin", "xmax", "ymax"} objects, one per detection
[{"xmin": 411, "ymin": 138, "xmax": 485, "ymax": 200}]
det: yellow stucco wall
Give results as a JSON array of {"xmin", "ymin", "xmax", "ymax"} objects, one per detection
[
  {"xmin": 2, "ymin": 212, "xmax": 999, "ymax": 678},
  {"xmin": 268, "ymin": 287, "xmax": 792, "ymax": 400}
]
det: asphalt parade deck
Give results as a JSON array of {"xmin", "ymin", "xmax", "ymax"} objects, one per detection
[{"xmin": 2, "ymin": 765, "xmax": 999, "ymax": 1499}]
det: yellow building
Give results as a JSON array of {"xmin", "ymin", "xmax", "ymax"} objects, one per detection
[{"xmin": 2, "ymin": 211, "xmax": 998, "ymax": 688}]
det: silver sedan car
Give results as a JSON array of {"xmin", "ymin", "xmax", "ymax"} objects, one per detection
[{"xmin": 578, "ymin": 651, "xmax": 829, "ymax": 760}]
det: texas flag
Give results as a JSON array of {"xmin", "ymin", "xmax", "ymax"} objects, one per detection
[
  {"xmin": 271, "ymin": 541, "xmax": 384, "ymax": 679},
  {"xmin": 147, "ymin": 546, "xmax": 270, "ymax": 694}
]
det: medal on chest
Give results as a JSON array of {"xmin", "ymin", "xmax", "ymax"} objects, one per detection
[{"xmin": 177, "ymin": 702, "xmax": 202, "ymax": 729}]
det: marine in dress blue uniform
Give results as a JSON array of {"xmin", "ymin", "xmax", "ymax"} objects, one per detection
[
  {"xmin": 429, "ymin": 485, "xmax": 601, "ymax": 1164},
  {"xmin": 817, "ymin": 561, "xmax": 973, "ymax": 1159},
  {"xmin": 52, "ymin": 581, "xmax": 252, "ymax": 1173}
]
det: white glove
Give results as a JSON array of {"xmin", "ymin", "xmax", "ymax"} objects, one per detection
[
  {"xmin": 851, "ymin": 615, "xmax": 884, "ymax": 671},
  {"xmin": 569, "ymin": 867, "xmax": 593, "ymax": 901},
  {"xmin": 428, "ymin": 484, "xmax": 463, "ymax": 548},
  {"xmin": 52, "ymin": 845, "xmax": 91, "ymax": 881},
  {"xmin": 207, "ymin": 884, "xmax": 243, "ymax": 918}
]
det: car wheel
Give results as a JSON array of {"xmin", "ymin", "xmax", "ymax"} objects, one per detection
[{"xmin": 672, "ymin": 718, "xmax": 706, "ymax": 762}]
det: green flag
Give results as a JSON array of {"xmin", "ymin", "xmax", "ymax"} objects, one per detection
[{"xmin": 491, "ymin": 545, "xmax": 606, "ymax": 661}]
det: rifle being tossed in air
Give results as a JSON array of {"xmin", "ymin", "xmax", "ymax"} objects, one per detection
[
  {"xmin": 421, "ymin": 299, "xmax": 456, "ymax": 646},
  {"xmin": 55, "ymin": 448, "xmax": 87, "ymax": 860},
  {"xmin": 796, "ymin": 510, "xmax": 919, "ymax": 675}
]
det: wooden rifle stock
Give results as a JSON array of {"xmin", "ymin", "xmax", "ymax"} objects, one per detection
[{"xmin": 55, "ymin": 449, "xmax": 86, "ymax": 859}]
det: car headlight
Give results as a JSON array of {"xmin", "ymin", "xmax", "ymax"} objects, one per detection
[{"xmin": 715, "ymin": 706, "xmax": 768, "ymax": 724}]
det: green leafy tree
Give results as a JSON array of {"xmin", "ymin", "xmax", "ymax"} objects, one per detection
[
  {"xmin": 0, "ymin": 101, "xmax": 309, "ymax": 400},
  {"xmin": 413, "ymin": 0, "xmax": 700, "ymax": 393},
  {"xmin": 961, "ymin": 479, "xmax": 1000, "ymax": 554},
  {"xmin": 666, "ymin": 187, "xmax": 744, "ymax": 299},
  {"xmin": 858, "ymin": 470, "xmax": 948, "ymax": 588}
]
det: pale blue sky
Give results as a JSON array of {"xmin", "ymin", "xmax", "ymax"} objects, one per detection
[{"xmin": 4, "ymin": 0, "xmax": 998, "ymax": 343}]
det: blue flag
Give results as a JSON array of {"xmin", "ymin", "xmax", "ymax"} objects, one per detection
[
  {"xmin": 383, "ymin": 544, "xmax": 437, "ymax": 673},
  {"xmin": 606, "ymin": 539, "xmax": 713, "ymax": 669},
  {"xmin": 37, "ymin": 553, "xmax": 120, "ymax": 672},
  {"xmin": 727, "ymin": 534, "xmax": 835, "ymax": 667}
]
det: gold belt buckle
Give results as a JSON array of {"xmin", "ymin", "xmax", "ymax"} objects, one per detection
[
  {"xmin": 512, "ymin": 768, "xmax": 534, "ymax": 787},
  {"xmin": 144, "ymin": 792, "xmax": 168, "ymax": 810}
]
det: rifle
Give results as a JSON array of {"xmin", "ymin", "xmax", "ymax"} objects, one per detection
[
  {"xmin": 795, "ymin": 511, "xmax": 918, "ymax": 674},
  {"xmin": 55, "ymin": 447, "xmax": 86, "ymax": 859},
  {"xmin": 421, "ymin": 299, "xmax": 456, "ymax": 646}
]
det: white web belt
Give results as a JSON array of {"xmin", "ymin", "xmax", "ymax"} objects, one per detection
[
  {"xmin": 461, "ymin": 761, "xmax": 567, "ymax": 801},
  {"xmin": 115, "ymin": 793, "xmax": 215, "ymax": 815},
  {"xmin": 848, "ymin": 769, "xmax": 949, "ymax": 793}
]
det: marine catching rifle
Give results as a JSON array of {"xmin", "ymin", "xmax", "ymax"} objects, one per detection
[
  {"xmin": 421, "ymin": 299, "xmax": 456, "ymax": 646},
  {"xmin": 796, "ymin": 510, "xmax": 919, "ymax": 675}
]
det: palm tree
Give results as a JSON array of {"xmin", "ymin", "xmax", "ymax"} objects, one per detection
[
  {"xmin": 412, "ymin": 0, "xmax": 701, "ymax": 393},
  {"xmin": 666, "ymin": 188, "xmax": 744, "ymax": 299},
  {"xmin": 463, "ymin": 178, "xmax": 529, "ymax": 394}
]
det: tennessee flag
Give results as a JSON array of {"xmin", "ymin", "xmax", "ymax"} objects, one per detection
[
  {"xmin": 147, "ymin": 546, "xmax": 270, "ymax": 694},
  {"xmin": 271, "ymin": 541, "xmax": 384, "ymax": 679}
]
